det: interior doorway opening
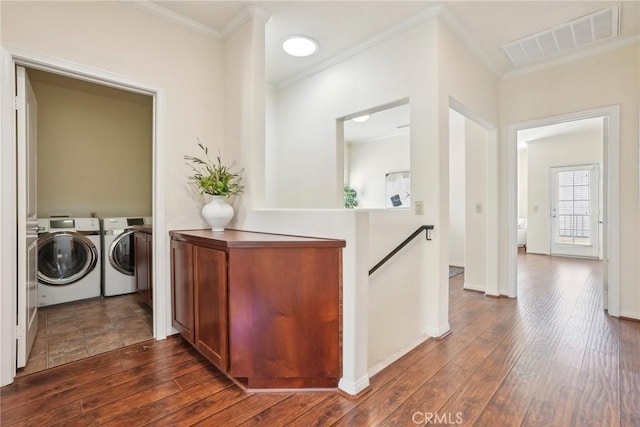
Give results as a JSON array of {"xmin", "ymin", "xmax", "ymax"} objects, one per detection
[
  {"xmin": 508, "ymin": 106, "xmax": 619, "ymax": 315},
  {"xmin": 17, "ymin": 67, "xmax": 154, "ymax": 376},
  {"xmin": 448, "ymin": 105, "xmax": 491, "ymax": 294}
]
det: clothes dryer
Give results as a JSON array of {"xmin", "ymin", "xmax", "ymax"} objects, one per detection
[
  {"xmin": 102, "ymin": 216, "xmax": 151, "ymax": 296},
  {"xmin": 37, "ymin": 217, "xmax": 102, "ymax": 307}
]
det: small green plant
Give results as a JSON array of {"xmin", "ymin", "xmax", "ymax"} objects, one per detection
[
  {"xmin": 184, "ymin": 142, "xmax": 244, "ymax": 197},
  {"xmin": 344, "ymin": 184, "xmax": 359, "ymax": 208}
]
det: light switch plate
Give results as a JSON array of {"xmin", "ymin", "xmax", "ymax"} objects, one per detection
[{"xmin": 415, "ymin": 200, "xmax": 424, "ymax": 215}]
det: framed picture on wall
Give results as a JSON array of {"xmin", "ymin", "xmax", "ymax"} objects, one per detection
[{"xmin": 386, "ymin": 171, "xmax": 410, "ymax": 208}]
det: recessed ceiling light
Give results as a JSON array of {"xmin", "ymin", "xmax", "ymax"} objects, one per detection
[
  {"xmin": 282, "ymin": 35, "xmax": 319, "ymax": 57},
  {"xmin": 352, "ymin": 115, "xmax": 370, "ymax": 123}
]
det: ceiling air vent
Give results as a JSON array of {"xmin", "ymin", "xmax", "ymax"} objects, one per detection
[{"xmin": 502, "ymin": 4, "xmax": 620, "ymax": 68}]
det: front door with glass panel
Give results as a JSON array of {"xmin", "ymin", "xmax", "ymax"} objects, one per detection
[{"xmin": 550, "ymin": 164, "xmax": 600, "ymax": 258}]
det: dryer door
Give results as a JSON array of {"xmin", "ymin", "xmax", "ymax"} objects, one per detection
[
  {"xmin": 109, "ymin": 230, "xmax": 135, "ymax": 276},
  {"xmin": 37, "ymin": 232, "xmax": 98, "ymax": 285}
]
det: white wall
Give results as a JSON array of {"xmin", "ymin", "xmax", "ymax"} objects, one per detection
[
  {"xmin": 518, "ymin": 148, "xmax": 528, "ymax": 218},
  {"xmin": 526, "ymin": 128, "xmax": 603, "ymax": 255},
  {"xmin": 368, "ymin": 209, "xmax": 425, "ymax": 375},
  {"xmin": 271, "ymin": 18, "xmax": 445, "ymax": 375},
  {"xmin": 265, "ymin": 85, "xmax": 278, "ymax": 208},
  {"xmin": 438, "ymin": 19, "xmax": 499, "ymax": 297},
  {"xmin": 269, "ymin": 13, "xmax": 501, "ymax": 375},
  {"xmin": 347, "ymin": 134, "xmax": 410, "ymax": 209},
  {"xmin": 273, "ymin": 21, "xmax": 436, "ymax": 210},
  {"xmin": 463, "ymin": 119, "xmax": 488, "ymax": 291},
  {"xmin": 449, "ymin": 109, "xmax": 465, "ymax": 267},
  {"xmin": 499, "ymin": 43, "xmax": 639, "ymax": 318}
]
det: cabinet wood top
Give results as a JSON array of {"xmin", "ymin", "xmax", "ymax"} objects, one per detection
[
  {"xmin": 169, "ymin": 229, "xmax": 346, "ymax": 249},
  {"xmin": 132, "ymin": 225, "xmax": 153, "ymax": 234}
]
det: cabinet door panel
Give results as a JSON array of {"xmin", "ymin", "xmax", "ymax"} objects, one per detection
[
  {"xmin": 134, "ymin": 233, "xmax": 148, "ymax": 296},
  {"xmin": 194, "ymin": 246, "xmax": 228, "ymax": 371},
  {"xmin": 228, "ymin": 247, "xmax": 340, "ymax": 380},
  {"xmin": 170, "ymin": 240, "xmax": 194, "ymax": 343},
  {"xmin": 147, "ymin": 235, "xmax": 153, "ymax": 306}
]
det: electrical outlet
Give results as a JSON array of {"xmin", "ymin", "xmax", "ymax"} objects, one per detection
[
  {"xmin": 415, "ymin": 200, "xmax": 424, "ymax": 215},
  {"xmin": 475, "ymin": 203, "xmax": 482, "ymax": 213}
]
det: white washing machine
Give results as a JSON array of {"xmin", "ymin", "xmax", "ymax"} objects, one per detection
[
  {"xmin": 37, "ymin": 217, "xmax": 102, "ymax": 307},
  {"xmin": 102, "ymin": 216, "xmax": 152, "ymax": 296}
]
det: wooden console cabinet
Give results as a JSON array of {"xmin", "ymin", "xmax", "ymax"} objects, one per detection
[{"xmin": 169, "ymin": 229, "xmax": 345, "ymax": 390}]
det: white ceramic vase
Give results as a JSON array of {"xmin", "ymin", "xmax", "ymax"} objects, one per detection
[{"xmin": 201, "ymin": 195, "xmax": 234, "ymax": 232}]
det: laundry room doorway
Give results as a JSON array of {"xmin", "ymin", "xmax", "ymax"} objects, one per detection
[{"xmin": 15, "ymin": 66, "xmax": 156, "ymax": 376}]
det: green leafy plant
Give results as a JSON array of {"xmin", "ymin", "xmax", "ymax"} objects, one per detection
[
  {"xmin": 184, "ymin": 142, "xmax": 244, "ymax": 197},
  {"xmin": 344, "ymin": 184, "xmax": 359, "ymax": 208}
]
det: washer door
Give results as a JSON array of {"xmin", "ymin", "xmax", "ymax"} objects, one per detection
[
  {"xmin": 109, "ymin": 230, "xmax": 135, "ymax": 276},
  {"xmin": 37, "ymin": 232, "xmax": 98, "ymax": 285}
]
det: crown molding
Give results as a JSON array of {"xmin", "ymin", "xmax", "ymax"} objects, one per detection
[
  {"xmin": 502, "ymin": 35, "xmax": 640, "ymax": 80},
  {"xmin": 275, "ymin": 4, "xmax": 509, "ymax": 90},
  {"xmin": 275, "ymin": 5, "xmax": 443, "ymax": 91},
  {"xmin": 124, "ymin": 1, "xmax": 222, "ymax": 39},
  {"xmin": 222, "ymin": 5, "xmax": 272, "ymax": 40},
  {"xmin": 437, "ymin": 6, "xmax": 502, "ymax": 78}
]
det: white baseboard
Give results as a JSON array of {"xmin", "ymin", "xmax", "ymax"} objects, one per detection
[
  {"xmin": 619, "ymin": 309, "xmax": 640, "ymax": 321},
  {"xmin": 338, "ymin": 374, "xmax": 370, "ymax": 396},
  {"xmin": 463, "ymin": 282, "xmax": 485, "ymax": 292},
  {"xmin": 425, "ymin": 322, "xmax": 451, "ymax": 338},
  {"xmin": 367, "ymin": 334, "xmax": 431, "ymax": 378}
]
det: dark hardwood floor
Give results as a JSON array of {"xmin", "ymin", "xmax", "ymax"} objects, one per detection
[{"xmin": 2, "ymin": 254, "xmax": 638, "ymax": 426}]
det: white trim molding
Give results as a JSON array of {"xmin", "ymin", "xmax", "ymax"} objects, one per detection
[
  {"xmin": 277, "ymin": 5, "xmax": 443, "ymax": 90},
  {"xmin": 0, "ymin": 47, "xmax": 18, "ymax": 386},
  {"xmin": 425, "ymin": 322, "xmax": 451, "ymax": 339},
  {"xmin": 222, "ymin": 5, "xmax": 271, "ymax": 40},
  {"xmin": 338, "ymin": 374, "xmax": 370, "ymax": 396},
  {"xmin": 438, "ymin": 6, "xmax": 501, "ymax": 77},
  {"xmin": 367, "ymin": 334, "xmax": 431, "ymax": 378},
  {"xmin": 125, "ymin": 1, "xmax": 222, "ymax": 39}
]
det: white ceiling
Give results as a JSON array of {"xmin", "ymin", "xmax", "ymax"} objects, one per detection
[
  {"xmin": 517, "ymin": 116, "xmax": 604, "ymax": 150},
  {"xmin": 344, "ymin": 103, "xmax": 410, "ymax": 144},
  {"xmin": 149, "ymin": 1, "xmax": 639, "ymax": 86}
]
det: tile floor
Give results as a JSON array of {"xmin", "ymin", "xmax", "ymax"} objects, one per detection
[{"xmin": 17, "ymin": 293, "xmax": 153, "ymax": 377}]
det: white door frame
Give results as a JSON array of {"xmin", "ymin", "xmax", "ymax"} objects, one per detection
[
  {"xmin": 0, "ymin": 46, "xmax": 168, "ymax": 386},
  {"xmin": 507, "ymin": 105, "xmax": 620, "ymax": 316}
]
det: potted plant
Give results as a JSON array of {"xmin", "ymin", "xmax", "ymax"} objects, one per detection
[
  {"xmin": 344, "ymin": 184, "xmax": 359, "ymax": 208},
  {"xmin": 185, "ymin": 142, "xmax": 244, "ymax": 231}
]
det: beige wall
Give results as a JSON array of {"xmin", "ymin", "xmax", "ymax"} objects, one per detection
[
  {"xmin": 31, "ymin": 70, "xmax": 152, "ymax": 218},
  {"xmin": 2, "ymin": 0, "xmax": 225, "ymax": 230},
  {"xmin": 499, "ymin": 43, "xmax": 640, "ymax": 318}
]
